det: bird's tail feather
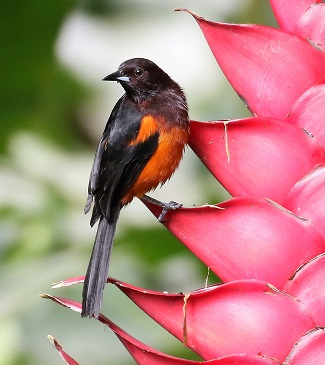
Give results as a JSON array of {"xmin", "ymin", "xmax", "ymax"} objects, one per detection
[{"xmin": 81, "ymin": 206, "xmax": 120, "ymax": 318}]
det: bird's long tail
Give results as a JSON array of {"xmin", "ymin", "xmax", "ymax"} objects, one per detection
[{"xmin": 81, "ymin": 206, "xmax": 120, "ymax": 318}]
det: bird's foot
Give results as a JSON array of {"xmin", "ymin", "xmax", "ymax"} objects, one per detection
[
  {"xmin": 158, "ymin": 200, "xmax": 182, "ymax": 222},
  {"xmin": 141, "ymin": 195, "xmax": 182, "ymax": 222}
]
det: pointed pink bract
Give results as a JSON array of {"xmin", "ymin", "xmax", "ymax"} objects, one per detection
[
  {"xmin": 43, "ymin": 292, "xmax": 278, "ymax": 365},
  {"xmin": 189, "ymin": 118, "xmax": 325, "ymax": 203},
  {"xmin": 51, "ymin": 276, "xmax": 85, "ymax": 288},
  {"xmin": 113, "ymin": 279, "xmax": 316, "ymax": 362},
  {"xmin": 284, "ymin": 329, "xmax": 325, "ymax": 364},
  {"xmin": 284, "ymin": 165, "xmax": 325, "ymax": 240},
  {"xmin": 143, "ymin": 198, "xmax": 325, "ymax": 288},
  {"xmin": 181, "ymin": 9, "xmax": 325, "ymax": 119},
  {"xmin": 270, "ymin": 0, "xmax": 315, "ymax": 32},
  {"xmin": 294, "ymin": 2, "xmax": 325, "ymax": 49},
  {"xmin": 285, "ymin": 254, "xmax": 325, "ymax": 325},
  {"xmin": 48, "ymin": 336, "xmax": 80, "ymax": 365},
  {"xmin": 287, "ymin": 84, "xmax": 325, "ymax": 147},
  {"xmin": 41, "ymin": 294, "xmax": 82, "ymax": 313},
  {"xmin": 116, "ymin": 325, "xmax": 278, "ymax": 365}
]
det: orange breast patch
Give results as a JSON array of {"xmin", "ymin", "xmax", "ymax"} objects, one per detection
[
  {"xmin": 129, "ymin": 115, "xmax": 159, "ymax": 146},
  {"xmin": 121, "ymin": 120, "xmax": 189, "ymax": 205}
]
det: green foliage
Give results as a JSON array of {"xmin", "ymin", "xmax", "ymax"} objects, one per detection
[{"xmin": 0, "ymin": 0, "xmax": 87, "ymax": 152}]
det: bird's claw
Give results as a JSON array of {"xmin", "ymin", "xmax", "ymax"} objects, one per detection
[
  {"xmin": 158, "ymin": 201, "xmax": 182, "ymax": 222},
  {"xmin": 140, "ymin": 195, "xmax": 182, "ymax": 222}
]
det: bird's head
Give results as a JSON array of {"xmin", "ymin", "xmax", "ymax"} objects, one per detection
[{"xmin": 103, "ymin": 58, "xmax": 175, "ymax": 103}]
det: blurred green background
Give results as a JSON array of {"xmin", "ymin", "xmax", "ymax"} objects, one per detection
[{"xmin": 0, "ymin": 1, "xmax": 276, "ymax": 364}]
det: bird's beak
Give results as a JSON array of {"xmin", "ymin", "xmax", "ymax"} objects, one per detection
[{"xmin": 103, "ymin": 70, "xmax": 130, "ymax": 83}]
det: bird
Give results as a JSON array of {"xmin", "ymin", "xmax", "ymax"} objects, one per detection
[{"xmin": 81, "ymin": 58, "xmax": 189, "ymax": 318}]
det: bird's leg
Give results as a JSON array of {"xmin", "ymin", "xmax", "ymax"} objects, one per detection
[{"xmin": 141, "ymin": 195, "xmax": 182, "ymax": 222}]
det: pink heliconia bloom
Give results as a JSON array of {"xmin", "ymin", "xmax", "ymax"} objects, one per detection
[{"xmin": 45, "ymin": 1, "xmax": 325, "ymax": 364}]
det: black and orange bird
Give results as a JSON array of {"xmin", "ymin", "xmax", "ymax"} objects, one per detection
[{"xmin": 82, "ymin": 58, "xmax": 189, "ymax": 318}]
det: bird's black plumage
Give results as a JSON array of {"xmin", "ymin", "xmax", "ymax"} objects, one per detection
[{"xmin": 82, "ymin": 58, "xmax": 189, "ymax": 318}]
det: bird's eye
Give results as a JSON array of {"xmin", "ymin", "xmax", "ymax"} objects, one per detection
[{"xmin": 134, "ymin": 68, "xmax": 143, "ymax": 77}]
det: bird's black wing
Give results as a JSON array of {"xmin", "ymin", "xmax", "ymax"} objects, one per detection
[
  {"xmin": 85, "ymin": 95, "xmax": 159, "ymax": 226},
  {"xmin": 84, "ymin": 95, "xmax": 126, "ymax": 215}
]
